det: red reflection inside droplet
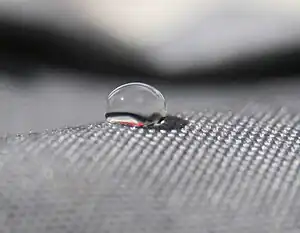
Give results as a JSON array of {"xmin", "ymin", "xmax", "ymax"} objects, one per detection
[{"xmin": 119, "ymin": 121, "xmax": 144, "ymax": 127}]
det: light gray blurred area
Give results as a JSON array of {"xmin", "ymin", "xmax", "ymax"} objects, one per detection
[
  {"xmin": 0, "ymin": 0, "xmax": 300, "ymax": 74},
  {"xmin": 2, "ymin": 72, "xmax": 300, "ymax": 136},
  {"xmin": 1, "ymin": 0, "xmax": 300, "ymax": 135}
]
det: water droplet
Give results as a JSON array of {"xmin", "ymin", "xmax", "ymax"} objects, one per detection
[{"xmin": 105, "ymin": 82, "xmax": 167, "ymax": 127}]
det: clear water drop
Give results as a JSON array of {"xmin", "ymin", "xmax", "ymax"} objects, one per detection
[{"xmin": 105, "ymin": 82, "xmax": 167, "ymax": 127}]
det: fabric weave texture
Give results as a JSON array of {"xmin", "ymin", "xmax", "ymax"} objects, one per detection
[{"xmin": 1, "ymin": 109, "xmax": 300, "ymax": 232}]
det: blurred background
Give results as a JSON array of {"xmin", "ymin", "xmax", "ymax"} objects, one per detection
[{"xmin": 0, "ymin": 0, "xmax": 300, "ymax": 135}]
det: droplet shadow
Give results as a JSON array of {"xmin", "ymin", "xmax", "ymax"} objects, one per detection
[{"xmin": 149, "ymin": 115, "xmax": 189, "ymax": 131}]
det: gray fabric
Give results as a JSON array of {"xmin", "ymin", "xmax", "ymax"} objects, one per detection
[
  {"xmin": 1, "ymin": 108, "xmax": 300, "ymax": 232},
  {"xmin": 3, "ymin": 75, "xmax": 300, "ymax": 136}
]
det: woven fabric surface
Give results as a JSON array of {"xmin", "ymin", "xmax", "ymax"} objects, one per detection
[{"xmin": 1, "ymin": 108, "xmax": 300, "ymax": 232}]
